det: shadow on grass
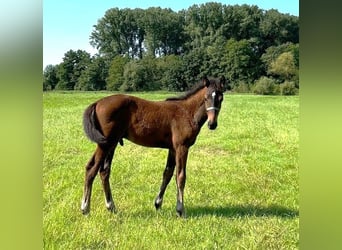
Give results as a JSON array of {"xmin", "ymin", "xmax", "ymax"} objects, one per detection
[{"xmin": 186, "ymin": 204, "xmax": 298, "ymax": 218}]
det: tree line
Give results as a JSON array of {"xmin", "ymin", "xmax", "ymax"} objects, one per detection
[{"xmin": 43, "ymin": 3, "xmax": 299, "ymax": 95}]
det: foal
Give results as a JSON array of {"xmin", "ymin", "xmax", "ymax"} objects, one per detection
[{"xmin": 81, "ymin": 76, "xmax": 225, "ymax": 217}]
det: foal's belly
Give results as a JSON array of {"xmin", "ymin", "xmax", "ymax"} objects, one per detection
[{"xmin": 125, "ymin": 128, "xmax": 173, "ymax": 149}]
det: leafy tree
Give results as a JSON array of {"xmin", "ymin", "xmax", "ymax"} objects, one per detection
[
  {"xmin": 142, "ymin": 7, "xmax": 185, "ymax": 57},
  {"xmin": 220, "ymin": 4, "xmax": 262, "ymax": 41},
  {"xmin": 56, "ymin": 50, "xmax": 91, "ymax": 90},
  {"xmin": 268, "ymin": 52, "xmax": 297, "ymax": 82},
  {"xmin": 181, "ymin": 47, "xmax": 208, "ymax": 86},
  {"xmin": 205, "ymin": 35, "xmax": 227, "ymax": 77},
  {"xmin": 122, "ymin": 56, "xmax": 161, "ymax": 91},
  {"xmin": 76, "ymin": 56, "xmax": 107, "ymax": 90},
  {"xmin": 106, "ymin": 55, "xmax": 130, "ymax": 90},
  {"xmin": 259, "ymin": 9, "xmax": 299, "ymax": 51},
  {"xmin": 90, "ymin": 8, "xmax": 145, "ymax": 60},
  {"xmin": 222, "ymin": 38, "xmax": 260, "ymax": 86},
  {"xmin": 261, "ymin": 43, "xmax": 297, "ymax": 70},
  {"xmin": 185, "ymin": 3, "xmax": 225, "ymax": 50},
  {"xmin": 157, "ymin": 55, "xmax": 186, "ymax": 91},
  {"xmin": 43, "ymin": 64, "xmax": 59, "ymax": 90}
]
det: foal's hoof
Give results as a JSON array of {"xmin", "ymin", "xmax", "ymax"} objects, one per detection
[
  {"xmin": 107, "ymin": 205, "xmax": 117, "ymax": 213},
  {"xmin": 106, "ymin": 201, "xmax": 116, "ymax": 213},
  {"xmin": 81, "ymin": 207, "xmax": 90, "ymax": 215},
  {"xmin": 81, "ymin": 202, "xmax": 90, "ymax": 215},
  {"xmin": 176, "ymin": 202, "xmax": 185, "ymax": 218},
  {"xmin": 154, "ymin": 197, "xmax": 163, "ymax": 210},
  {"xmin": 176, "ymin": 210, "xmax": 186, "ymax": 218}
]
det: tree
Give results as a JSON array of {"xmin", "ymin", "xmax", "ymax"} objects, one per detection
[
  {"xmin": 122, "ymin": 56, "xmax": 161, "ymax": 91},
  {"xmin": 261, "ymin": 42, "xmax": 298, "ymax": 71},
  {"xmin": 56, "ymin": 50, "xmax": 91, "ymax": 90},
  {"xmin": 220, "ymin": 4, "xmax": 262, "ymax": 41},
  {"xmin": 106, "ymin": 56, "xmax": 129, "ymax": 90},
  {"xmin": 260, "ymin": 42, "xmax": 299, "ymax": 86},
  {"xmin": 222, "ymin": 39, "xmax": 260, "ymax": 85},
  {"xmin": 181, "ymin": 47, "xmax": 208, "ymax": 86},
  {"xmin": 268, "ymin": 52, "xmax": 297, "ymax": 82},
  {"xmin": 142, "ymin": 7, "xmax": 185, "ymax": 57},
  {"xmin": 259, "ymin": 9, "xmax": 299, "ymax": 51},
  {"xmin": 157, "ymin": 55, "xmax": 186, "ymax": 91},
  {"xmin": 185, "ymin": 3, "xmax": 224, "ymax": 50},
  {"xmin": 90, "ymin": 8, "xmax": 145, "ymax": 60},
  {"xmin": 43, "ymin": 64, "xmax": 59, "ymax": 90},
  {"xmin": 76, "ymin": 56, "xmax": 108, "ymax": 90}
]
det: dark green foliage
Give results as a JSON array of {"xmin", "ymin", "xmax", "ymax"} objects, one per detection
[
  {"xmin": 75, "ymin": 56, "xmax": 107, "ymax": 91},
  {"xmin": 143, "ymin": 7, "xmax": 186, "ymax": 57},
  {"xmin": 223, "ymin": 38, "xmax": 260, "ymax": 86},
  {"xmin": 55, "ymin": 50, "xmax": 91, "ymax": 90},
  {"xmin": 121, "ymin": 56, "xmax": 161, "ymax": 91},
  {"xmin": 157, "ymin": 55, "xmax": 186, "ymax": 91},
  {"xmin": 43, "ymin": 64, "xmax": 58, "ymax": 90},
  {"xmin": 106, "ymin": 56, "xmax": 130, "ymax": 90},
  {"xmin": 90, "ymin": 8, "xmax": 145, "ymax": 59},
  {"xmin": 44, "ymin": 3, "xmax": 299, "ymax": 93}
]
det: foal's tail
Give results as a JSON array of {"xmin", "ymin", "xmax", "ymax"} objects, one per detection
[{"xmin": 83, "ymin": 103, "xmax": 108, "ymax": 145}]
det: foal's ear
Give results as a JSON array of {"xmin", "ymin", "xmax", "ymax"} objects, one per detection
[{"xmin": 203, "ymin": 76, "xmax": 210, "ymax": 87}]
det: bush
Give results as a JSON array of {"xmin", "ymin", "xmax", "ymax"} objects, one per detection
[
  {"xmin": 232, "ymin": 82, "xmax": 251, "ymax": 93},
  {"xmin": 280, "ymin": 81, "xmax": 298, "ymax": 95},
  {"xmin": 253, "ymin": 77, "xmax": 279, "ymax": 95}
]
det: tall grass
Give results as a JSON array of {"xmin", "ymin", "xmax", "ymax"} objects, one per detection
[{"xmin": 43, "ymin": 91, "xmax": 299, "ymax": 249}]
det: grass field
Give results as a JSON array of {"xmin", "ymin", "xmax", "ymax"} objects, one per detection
[{"xmin": 43, "ymin": 91, "xmax": 299, "ymax": 249}]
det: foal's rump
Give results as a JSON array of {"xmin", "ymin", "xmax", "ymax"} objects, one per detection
[
  {"xmin": 83, "ymin": 94, "xmax": 130, "ymax": 145},
  {"xmin": 83, "ymin": 102, "xmax": 108, "ymax": 145}
]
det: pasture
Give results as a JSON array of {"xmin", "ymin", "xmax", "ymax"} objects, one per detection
[{"xmin": 43, "ymin": 91, "xmax": 299, "ymax": 249}]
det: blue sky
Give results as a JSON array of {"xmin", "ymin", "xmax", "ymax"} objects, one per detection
[{"xmin": 43, "ymin": 0, "xmax": 299, "ymax": 68}]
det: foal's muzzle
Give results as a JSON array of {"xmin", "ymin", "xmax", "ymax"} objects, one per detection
[
  {"xmin": 208, "ymin": 121, "xmax": 217, "ymax": 130},
  {"xmin": 206, "ymin": 106, "xmax": 219, "ymax": 130}
]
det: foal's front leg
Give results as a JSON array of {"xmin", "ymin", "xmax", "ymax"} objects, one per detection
[
  {"xmin": 155, "ymin": 149, "xmax": 176, "ymax": 210},
  {"xmin": 175, "ymin": 146, "xmax": 189, "ymax": 217}
]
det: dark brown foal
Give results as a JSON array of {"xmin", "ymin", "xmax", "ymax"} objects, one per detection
[{"xmin": 81, "ymin": 76, "xmax": 225, "ymax": 217}]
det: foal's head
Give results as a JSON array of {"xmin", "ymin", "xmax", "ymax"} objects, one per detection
[{"xmin": 203, "ymin": 76, "xmax": 225, "ymax": 130}]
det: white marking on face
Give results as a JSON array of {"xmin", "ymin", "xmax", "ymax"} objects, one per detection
[{"xmin": 212, "ymin": 92, "xmax": 216, "ymax": 98}]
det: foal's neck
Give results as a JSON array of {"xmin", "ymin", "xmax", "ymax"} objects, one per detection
[{"xmin": 184, "ymin": 88, "xmax": 207, "ymax": 128}]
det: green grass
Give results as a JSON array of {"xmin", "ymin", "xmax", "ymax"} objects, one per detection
[{"xmin": 43, "ymin": 91, "xmax": 299, "ymax": 249}]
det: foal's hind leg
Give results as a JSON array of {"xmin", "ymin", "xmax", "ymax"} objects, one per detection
[
  {"xmin": 99, "ymin": 146, "xmax": 116, "ymax": 213},
  {"xmin": 155, "ymin": 149, "xmax": 176, "ymax": 210},
  {"xmin": 81, "ymin": 145, "xmax": 107, "ymax": 215}
]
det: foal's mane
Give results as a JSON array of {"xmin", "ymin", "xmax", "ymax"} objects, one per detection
[{"xmin": 165, "ymin": 82, "xmax": 205, "ymax": 101}]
